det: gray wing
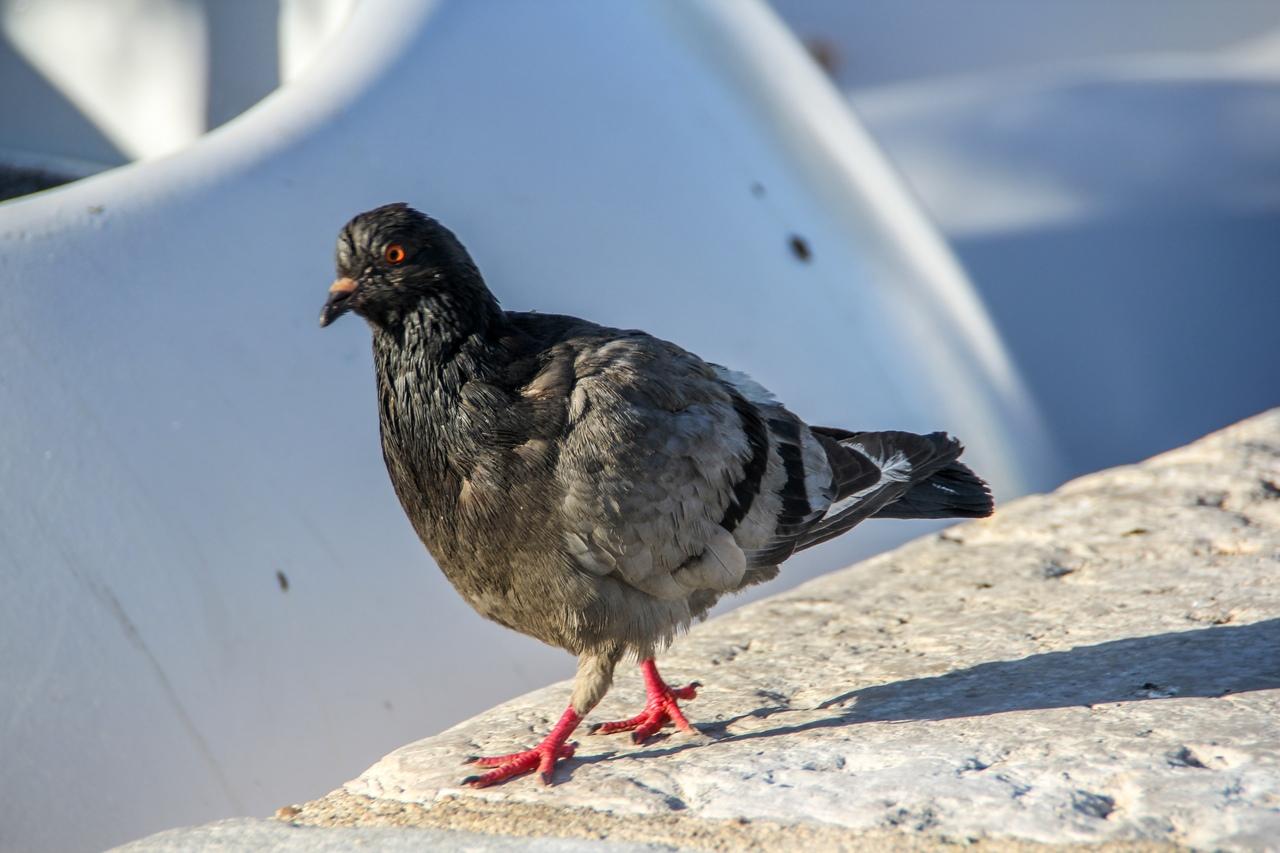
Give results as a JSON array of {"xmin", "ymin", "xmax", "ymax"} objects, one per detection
[
  {"xmin": 550, "ymin": 334, "xmax": 838, "ymax": 606},
  {"xmin": 554, "ymin": 334, "xmax": 760, "ymax": 601}
]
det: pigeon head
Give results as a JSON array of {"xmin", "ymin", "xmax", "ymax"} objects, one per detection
[{"xmin": 319, "ymin": 203, "xmax": 497, "ymax": 333}]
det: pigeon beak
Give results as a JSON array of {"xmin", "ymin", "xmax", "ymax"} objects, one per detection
[{"xmin": 319, "ymin": 277, "xmax": 357, "ymax": 327}]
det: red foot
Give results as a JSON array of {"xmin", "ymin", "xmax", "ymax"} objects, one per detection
[
  {"xmin": 588, "ymin": 659, "xmax": 700, "ymax": 743},
  {"xmin": 462, "ymin": 707, "xmax": 582, "ymax": 787}
]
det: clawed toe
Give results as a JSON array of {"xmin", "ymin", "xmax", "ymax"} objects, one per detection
[
  {"xmin": 461, "ymin": 741, "xmax": 577, "ymax": 787},
  {"xmin": 460, "ymin": 707, "xmax": 583, "ymax": 787},
  {"xmin": 670, "ymin": 681, "xmax": 700, "ymax": 701},
  {"xmin": 589, "ymin": 664, "xmax": 700, "ymax": 744}
]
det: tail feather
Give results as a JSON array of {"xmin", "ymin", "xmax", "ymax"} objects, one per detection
[
  {"xmin": 874, "ymin": 460, "xmax": 993, "ymax": 519},
  {"xmin": 795, "ymin": 429, "xmax": 991, "ymax": 551}
]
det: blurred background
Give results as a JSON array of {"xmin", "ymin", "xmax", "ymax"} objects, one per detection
[
  {"xmin": 776, "ymin": 0, "xmax": 1280, "ymax": 474},
  {"xmin": 1, "ymin": 1, "xmax": 1278, "ymax": 850}
]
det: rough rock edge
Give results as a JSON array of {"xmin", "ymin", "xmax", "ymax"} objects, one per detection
[{"xmin": 282, "ymin": 788, "xmax": 1181, "ymax": 852}]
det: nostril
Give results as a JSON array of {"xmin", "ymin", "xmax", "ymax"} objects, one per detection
[{"xmin": 328, "ymin": 276, "xmax": 358, "ymax": 296}]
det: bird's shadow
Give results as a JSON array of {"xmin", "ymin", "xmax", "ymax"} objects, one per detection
[{"xmin": 566, "ymin": 618, "xmax": 1280, "ymax": 778}]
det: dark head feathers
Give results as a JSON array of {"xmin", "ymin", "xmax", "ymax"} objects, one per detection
[{"xmin": 321, "ymin": 203, "xmax": 499, "ymax": 334}]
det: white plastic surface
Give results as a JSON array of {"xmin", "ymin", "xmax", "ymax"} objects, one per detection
[{"xmin": 0, "ymin": 2, "xmax": 1054, "ymax": 850}]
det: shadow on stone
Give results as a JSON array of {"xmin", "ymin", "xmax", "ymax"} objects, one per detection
[
  {"xmin": 597, "ymin": 619, "xmax": 1280, "ymax": 767},
  {"xmin": 825, "ymin": 618, "xmax": 1280, "ymax": 721}
]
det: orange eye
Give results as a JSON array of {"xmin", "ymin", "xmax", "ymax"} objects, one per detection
[{"xmin": 385, "ymin": 244, "xmax": 406, "ymax": 264}]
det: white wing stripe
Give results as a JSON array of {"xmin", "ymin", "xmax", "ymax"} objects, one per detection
[{"xmin": 821, "ymin": 446, "xmax": 911, "ymax": 521}]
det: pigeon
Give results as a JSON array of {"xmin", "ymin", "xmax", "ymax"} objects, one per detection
[{"xmin": 319, "ymin": 203, "xmax": 993, "ymax": 787}]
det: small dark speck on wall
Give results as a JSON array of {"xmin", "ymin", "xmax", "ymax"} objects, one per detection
[
  {"xmin": 804, "ymin": 38, "xmax": 841, "ymax": 77},
  {"xmin": 276, "ymin": 570, "xmax": 290, "ymax": 592},
  {"xmin": 789, "ymin": 235, "xmax": 812, "ymax": 262},
  {"xmin": 750, "ymin": 181, "xmax": 766, "ymax": 198}
]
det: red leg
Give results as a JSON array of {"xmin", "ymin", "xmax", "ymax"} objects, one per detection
[
  {"xmin": 462, "ymin": 705, "xmax": 583, "ymax": 787},
  {"xmin": 588, "ymin": 659, "xmax": 700, "ymax": 743}
]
